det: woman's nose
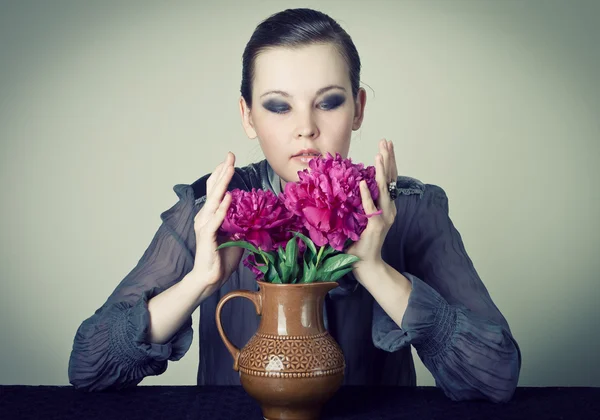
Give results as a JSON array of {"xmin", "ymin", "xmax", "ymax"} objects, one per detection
[{"xmin": 295, "ymin": 111, "xmax": 319, "ymax": 139}]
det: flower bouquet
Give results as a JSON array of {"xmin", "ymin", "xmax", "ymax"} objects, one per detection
[{"xmin": 216, "ymin": 152, "xmax": 381, "ymax": 283}]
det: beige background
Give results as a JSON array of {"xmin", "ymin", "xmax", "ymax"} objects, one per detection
[{"xmin": 1, "ymin": 0, "xmax": 598, "ymax": 387}]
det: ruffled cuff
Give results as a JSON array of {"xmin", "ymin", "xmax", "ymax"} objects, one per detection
[
  {"xmin": 372, "ymin": 272, "xmax": 457, "ymax": 357},
  {"xmin": 372, "ymin": 273, "xmax": 520, "ymax": 402},
  {"xmin": 110, "ymin": 287, "xmax": 194, "ymax": 365},
  {"xmin": 69, "ymin": 288, "xmax": 193, "ymax": 391},
  {"xmin": 422, "ymin": 309, "xmax": 520, "ymax": 402}
]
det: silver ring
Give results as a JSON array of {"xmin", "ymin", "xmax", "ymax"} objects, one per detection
[{"xmin": 388, "ymin": 181, "xmax": 398, "ymax": 200}]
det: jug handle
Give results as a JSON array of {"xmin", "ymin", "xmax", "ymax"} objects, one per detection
[{"xmin": 215, "ymin": 289, "xmax": 262, "ymax": 371}]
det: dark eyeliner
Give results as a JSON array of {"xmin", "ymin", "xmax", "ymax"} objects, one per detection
[
  {"xmin": 262, "ymin": 100, "xmax": 290, "ymax": 114},
  {"xmin": 319, "ymin": 94, "xmax": 345, "ymax": 110}
]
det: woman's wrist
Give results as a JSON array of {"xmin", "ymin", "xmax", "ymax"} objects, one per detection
[
  {"xmin": 352, "ymin": 258, "xmax": 386, "ymax": 284},
  {"xmin": 182, "ymin": 269, "xmax": 215, "ymax": 307}
]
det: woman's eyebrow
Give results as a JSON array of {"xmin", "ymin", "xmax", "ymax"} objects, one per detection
[{"xmin": 260, "ymin": 85, "xmax": 346, "ymax": 98}]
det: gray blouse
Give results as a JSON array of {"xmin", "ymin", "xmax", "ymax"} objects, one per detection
[{"xmin": 68, "ymin": 159, "xmax": 521, "ymax": 402}]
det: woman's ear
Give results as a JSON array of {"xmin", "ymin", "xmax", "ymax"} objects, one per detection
[
  {"xmin": 239, "ymin": 96, "xmax": 258, "ymax": 139},
  {"xmin": 352, "ymin": 87, "xmax": 367, "ymax": 131}
]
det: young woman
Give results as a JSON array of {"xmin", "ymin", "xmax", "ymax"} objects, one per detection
[{"xmin": 69, "ymin": 8, "xmax": 521, "ymax": 402}]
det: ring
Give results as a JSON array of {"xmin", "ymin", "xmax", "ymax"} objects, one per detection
[{"xmin": 388, "ymin": 181, "xmax": 398, "ymax": 200}]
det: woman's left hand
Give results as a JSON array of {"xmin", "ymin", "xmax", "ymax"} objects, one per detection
[{"xmin": 347, "ymin": 138, "xmax": 398, "ymax": 270}]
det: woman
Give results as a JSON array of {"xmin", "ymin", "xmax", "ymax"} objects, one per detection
[{"xmin": 68, "ymin": 8, "xmax": 521, "ymax": 402}]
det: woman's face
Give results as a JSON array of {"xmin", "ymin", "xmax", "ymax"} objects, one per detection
[{"xmin": 240, "ymin": 43, "xmax": 367, "ymax": 188}]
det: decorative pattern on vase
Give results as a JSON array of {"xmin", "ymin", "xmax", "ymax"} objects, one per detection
[{"xmin": 238, "ymin": 332, "xmax": 345, "ymax": 378}]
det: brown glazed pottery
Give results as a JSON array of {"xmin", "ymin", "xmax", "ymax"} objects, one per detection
[{"xmin": 216, "ymin": 280, "xmax": 345, "ymax": 420}]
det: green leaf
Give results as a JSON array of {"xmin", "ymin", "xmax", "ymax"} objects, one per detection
[
  {"xmin": 279, "ymin": 259, "xmax": 292, "ymax": 283},
  {"xmin": 315, "ymin": 245, "xmax": 325, "ymax": 267},
  {"xmin": 259, "ymin": 250, "xmax": 276, "ymax": 265},
  {"xmin": 303, "ymin": 247, "xmax": 315, "ymax": 268},
  {"xmin": 285, "ymin": 237, "xmax": 298, "ymax": 269},
  {"xmin": 302, "ymin": 260, "xmax": 317, "ymax": 284},
  {"xmin": 216, "ymin": 241, "xmax": 259, "ymax": 254},
  {"xmin": 256, "ymin": 264, "xmax": 268, "ymax": 274},
  {"xmin": 315, "ymin": 245, "xmax": 341, "ymax": 268},
  {"xmin": 319, "ymin": 254, "xmax": 360, "ymax": 274},
  {"xmin": 277, "ymin": 245, "xmax": 286, "ymax": 264},
  {"xmin": 315, "ymin": 264, "xmax": 330, "ymax": 282},
  {"xmin": 292, "ymin": 231, "xmax": 317, "ymax": 257},
  {"xmin": 328, "ymin": 267, "xmax": 354, "ymax": 282},
  {"xmin": 300, "ymin": 259, "xmax": 309, "ymax": 283},
  {"xmin": 266, "ymin": 264, "xmax": 282, "ymax": 284},
  {"xmin": 300, "ymin": 238, "xmax": 315, "ymax": 267},
  {"xmin": 321, "ymin": 246, "xmax": 339, "ymax": 261},
  {"xmin": 291, "ymin": 260, "xmax": 300, "ymax": 283},
  {"xmin": 316, "ymin": 271, "xmax": 331, "ymax": 282}
]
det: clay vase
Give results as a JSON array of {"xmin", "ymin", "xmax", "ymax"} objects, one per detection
[{"xmin": 216, "ymin": 280, "xmax": 345, "ymax": 420}]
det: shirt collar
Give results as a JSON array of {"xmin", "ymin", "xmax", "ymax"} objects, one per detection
[{"xmin": 265, "ymin": 160, "xmax": 282, "ymax": 195}]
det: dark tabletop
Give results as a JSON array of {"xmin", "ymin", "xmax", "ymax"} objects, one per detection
[{"xmin": 1, "ymin": 385, "xmax": 599, "ymax": 420}]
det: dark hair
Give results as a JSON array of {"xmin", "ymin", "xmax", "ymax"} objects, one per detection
[{"xmin": 241, "ymin": 8, "xmax": 361, "ymax": 107}]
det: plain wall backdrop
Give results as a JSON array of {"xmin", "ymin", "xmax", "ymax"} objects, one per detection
[{"xmin": 1, "ymin": 0, "xmax": 599, "ymax": 387}]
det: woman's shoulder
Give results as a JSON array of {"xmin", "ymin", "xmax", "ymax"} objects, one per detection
[
  {"xmin": 394, "ymin": 175, "xmax": 451, "ymax": 202},
  {"xmin": 393, "ymin": 176, "xmax": 453, "ymax": 226},
  {"xmin": 395, "ymin": 175, "xmax": 427, "ymax": 199},
  {"xmin": 393, "ymin": 176, "xmax": 452, "ymax": 222}
]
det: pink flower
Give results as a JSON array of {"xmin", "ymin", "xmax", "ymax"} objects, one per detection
[
  {"xmin": 219, "ymin": 188, "xmax": 299, "ymax": 252},
  {"xmin": 281, "ymin": 153, "xmax": 379, "ymax": 251},
  {"xmin": 243, "ymin": 253, "xmax": 265, "ymax": 280}
]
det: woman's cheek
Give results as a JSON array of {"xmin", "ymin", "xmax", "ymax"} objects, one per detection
[{"xmin": 323, "ymin": 115, "xmax": 353, "ymax": 149}]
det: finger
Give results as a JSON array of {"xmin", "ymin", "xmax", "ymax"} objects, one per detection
[
  {"xmin": 225, "ymin": 151, "xmax": 235, "ymax": 167},
  {"xmin": 379, "ymin": 139, "xmax": 390, "ymax": 179},
  {"xmin": 214, "ymin": 152, "xmax": 235, "ymax": 186},
  {"xmin": 209, "ymin": 152, "xmax": 235, "ymax": 187},
  {"xmin": 206, "ymin": 165, "xmax": 234, "ymax": 213},
  {"xmin": 360, "ymin": 180, "xmax": 380, "ymax": 216},
  {"xmin": 205, "ymin": 154, "xmax": 236, "ymax": 215},
  {"xmin": 206, "ymin": 150, "xmax": 234, "ymax": 193},
  {"xmin": 218, "ymin": 152, "xmax": 236, "ymax": 188},
  {"xmin": 208, "ymin": 190, "xmax": 233, "ymax": 232},
  {"xmin": 375, "ymin": 153, "xmax": 389, "ymax": 204},
  {"xmin": 206, "ymin": 161, "xmax": 225, "ymax": 194},
  {"xmin": 387, "ymin": 140, "xmax": 398, "ymax": 181}
]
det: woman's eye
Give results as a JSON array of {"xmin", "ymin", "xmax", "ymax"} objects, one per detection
[
  {"xmin": 318, "ymin": 94, "xmax": 345, "ymax": 110},
  {"xmin": 262, "ymin": 101, "xmax": 290, "ymax": 114}
]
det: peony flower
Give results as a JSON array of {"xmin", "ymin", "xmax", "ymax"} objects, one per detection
[
  {"xmin": 218, "ymin": 188, "xmax": 299, "ymax": 252},
  {"xmin": 243, "ymin": 253, "xmax": 265, "ymax": 280},
  {"xmin": 281, "ymin": 152, "xmax": 379, "ymax": 251}
]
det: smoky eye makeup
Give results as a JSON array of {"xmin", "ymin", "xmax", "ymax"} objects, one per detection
[
  {"xmin": 318, "ymin": 94, "xmax": 346, "ymax": 110},
  {"xmin": 262, "ymin": 99, "xmax": 290, "ymax": 114},
  {"xmin": 261, "ymin": 93, "xmax": 347, "ymax": 114}
]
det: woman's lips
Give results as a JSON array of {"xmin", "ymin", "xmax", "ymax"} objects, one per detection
[{"xmin": 291, "ymin": 154, "xmax": 320, "ymax": 164}]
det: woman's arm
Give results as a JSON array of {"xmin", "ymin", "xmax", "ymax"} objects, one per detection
[
  {"xmin": 68, "ymin": 184, "xmax": 202, "ymax": 391},
  {"xmin": 358, "ymin": 184, "xmax": 521, "ymax": 403},
  {"xmin": 147, "ymin": 267, "xmax": 214, "ymax": 344}
]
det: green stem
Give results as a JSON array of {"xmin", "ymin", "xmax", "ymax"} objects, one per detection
[{"xmin": 316, "ymin": 245, "xmax": 325, "ymax": 268}]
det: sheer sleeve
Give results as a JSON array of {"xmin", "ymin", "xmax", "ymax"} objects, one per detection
[
  {"xmin": 372, "ymin": 184, "xmax": 521, "ymax": 402},
  {"xmin": 68, "ymin": 184, "xmax": 200, "ymax": 391}
]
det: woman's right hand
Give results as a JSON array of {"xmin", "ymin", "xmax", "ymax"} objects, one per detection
[{"xmin": 190, "ymin": 152, "xmax": 244, "ymax": 298}]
